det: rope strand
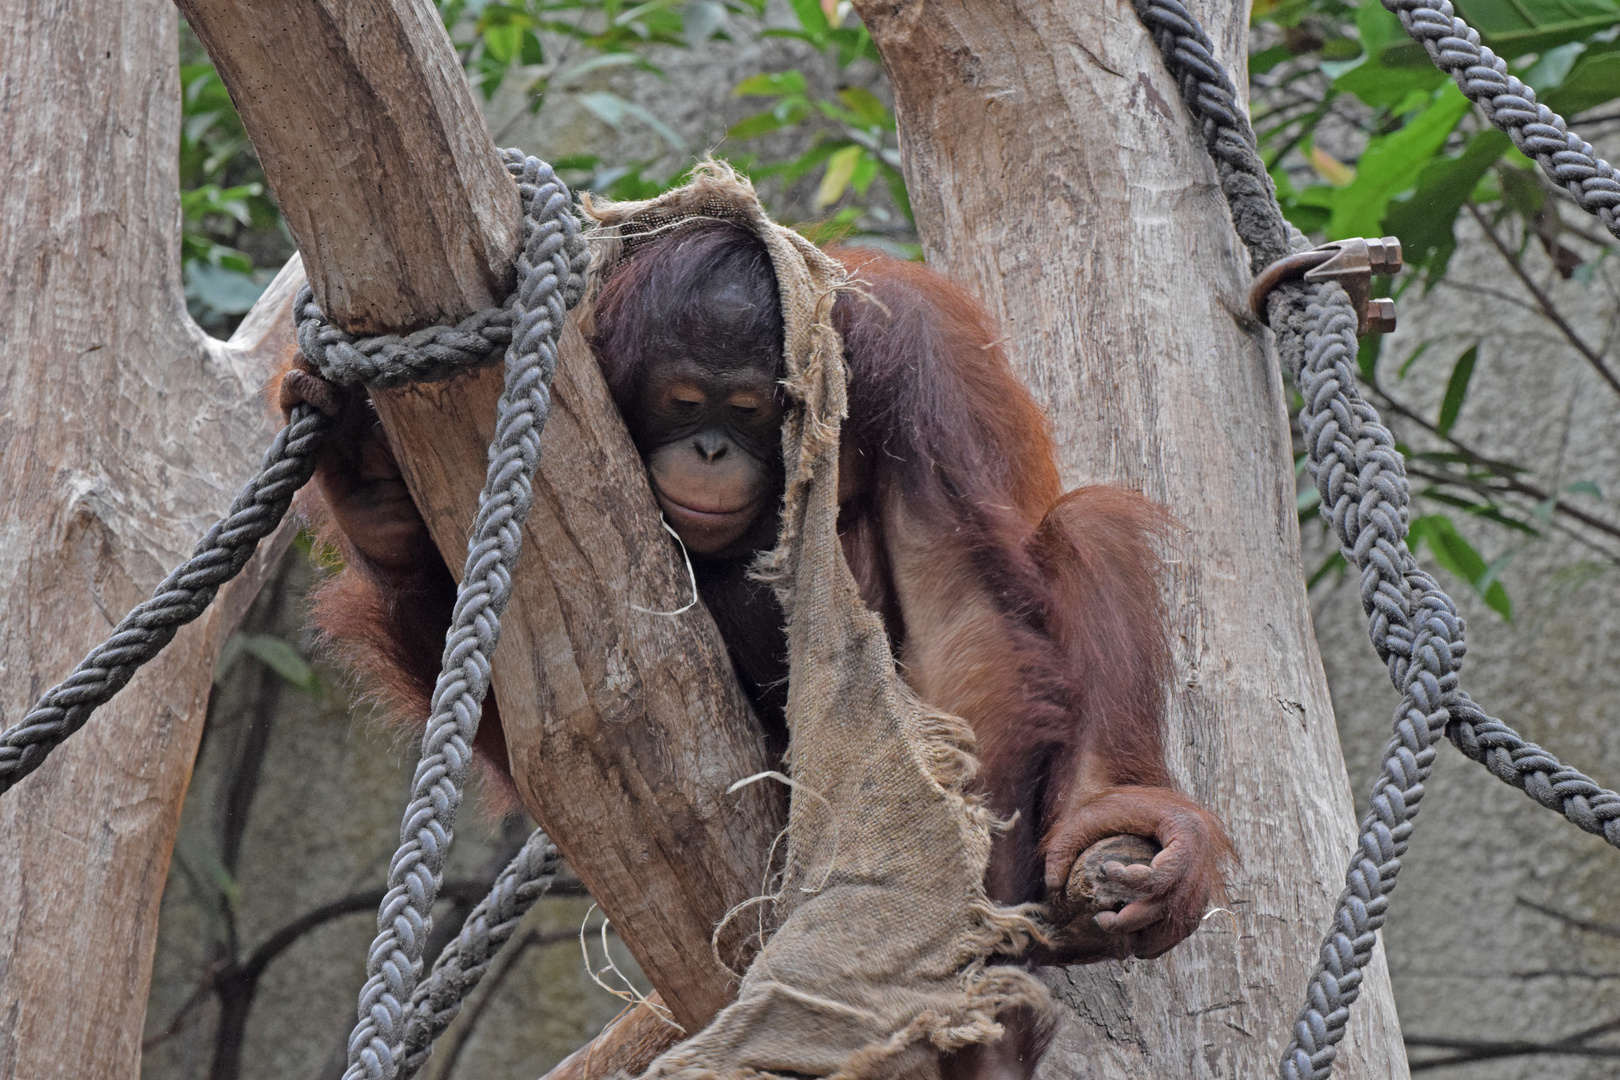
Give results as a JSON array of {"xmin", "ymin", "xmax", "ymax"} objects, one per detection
[
  {"xmin": 1127, "ymin": 3, "xmax": 1620, "ymax": 1078},
  {"xmin": 297, "ymin": 150, "xmax": 590, "ymax": 1080},
  {"xmin": 0, "ymin": 403, "xmax": 333, "ymax": 795}
]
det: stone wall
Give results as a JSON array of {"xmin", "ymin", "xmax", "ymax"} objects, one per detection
[{"xmin": 1304, "ymin": 211, "xmax": 1620, "ymax": 1077}]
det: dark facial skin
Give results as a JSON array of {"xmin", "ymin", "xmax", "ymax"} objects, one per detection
[{"xmin": 632, "ymin": 359, "xmax": 783, "ymax": 556}]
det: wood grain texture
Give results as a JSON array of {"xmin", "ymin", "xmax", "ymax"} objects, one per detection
[
  {"xmin": 179, "ymin": 0, "xmax": 782, "ymax": 1033},
  {"xmin": 372, "ymin": 334, "xmax": 781, "ymax": 1031},
  {"xmin": 0, "ymin": 3, "xmax": 302, "ymax": 1074},
  {"xmin": 538, "ymin": 995, "xmax": 685, "ymax": 1080},
  {"xmin": 847, "ymin": 0, "xmax": 1409, "ymax": 1076},
  {"xmin": 173, "ymin": 0, "xmax": 523, "ymax": 334}
]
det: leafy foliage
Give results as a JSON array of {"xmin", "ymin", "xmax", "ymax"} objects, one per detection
[
  {"xmin": 720, "ymin": 1, "xmax": 912, "ymax": 246},
  {"xmin": 178, "ymin": 26, "xmax": 293, "ymax": 333},
  {"xmin": 1256, "ymin": 0, "xmax": 1620, "ymax": 616},
  {"xmin": 436, "ymin": 0, "xmax": 761, "ymax": 203}
]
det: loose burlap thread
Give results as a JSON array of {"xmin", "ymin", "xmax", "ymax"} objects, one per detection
[{"xmin": 583, "ymin": 164, "xmax": 1051, "ymax": 1080}]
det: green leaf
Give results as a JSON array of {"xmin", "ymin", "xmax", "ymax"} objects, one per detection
[
  {"xmin": 1277, "ymin": 176, "xmax": 1335, "ymax": 233},
  {"xmin": 578, "ymin": 91, "xmax": 687, "ymax": 149},
  {"xmin": 815, "ymin": 144, "xmax": 862, "ymax": 208},
  {"xmin": 1382, "ymin": 128, "xmax": 1510, "ymax": 280},
  {"xmin": 1327, "ymin": 84, "xmax": 1473, "ymax": 239},
  {"xmin": 1523, "ymin": 40, "xmax": 1587, "ymax": 91},
  {"xmin": 727, "ymin": 111, "xmax": 786, "ymax": 139},
  {"xmin": 734, "ymin": 70, "xmax": 806, "ymax": 96},
  {"xmin": 787, "ymin": 0, "xmax": 831, "ymax": 36},
  {"xmin": 1326, "ymin": 1, "xmax": 1446, "ymax": 108},
  {"xmin": 1542, "ymin": 45, "xmax": 1620, "ymax": 115},
  {"xmin": 1565, "ymin": 479, "xmax": 1604, "ymax": 498},
  {"xmin": 1498, "ymin": 163, "xmax": 1547, "ymax": 219},
  {"xmin": 553, "ymin": 52, "xmax": 648, "ymax": 85},
  {"xmin": 1418, "ymin": 489, "xmax": 1542, "ymax": 535},
  {"xmin": 682, "ymin": 0, "xmax": 730, "ymax": 46},
  {"xmin": 882, "ymin": 161, "xmax": 913, "ymax": 226},
  {"xmin": 837, "ymin": 86, "xmax": 892, "ymax": 129},
  {"xmin": 613, "ymin": 0, "xmax": 686, "ymax": 28},
  {"xmin": 1307, "ymin": 550, "xmax": 1348, "ymax": 590},
  {"xmin": 1357, "ymin": 329, "xmax": 1383, "ymax": 383},
  {"xmin": 1408, "ymin": 514, "xmax": 1513, "ymax": 618},
  {"xmin": 1250, "ymin": 42, "xmax": 1293, "ymax": 75},
  {"xmin": 1452, "ymin": 0, "xmax": 1620, "ymax": 58},
  {"xmin": 240, "ymin": 634, "xmax": 321, "ymax": 694},
  {"xmin": 482, "ymin": 22, "xmax": 526, "ymax": 63},
  {"xmin": 1474, "ymin": 549, "xmax": 1518, "ymax": 603},
  {"xmin": 1398, "ymin": 340, "xmax": 1433, "ymax": 379},
  {"xmin": 850, "ymin": 151, "xmax": 878, "ymax": 194},
  {"xmin": 520, "ymin": 27, "xmax": 544, "ymax": 66},
  {"xmin": 185, "ymin": 263, "xmax": 269, "ymax": 315},
  {"xmin": 1436, "ymin": 343, "xmax": 1479, "ymax": 436}
]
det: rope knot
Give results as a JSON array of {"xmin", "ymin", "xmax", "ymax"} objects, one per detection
[{"xmin": 295, "ymin": 150, "xmax": 589, "ymax": 391}]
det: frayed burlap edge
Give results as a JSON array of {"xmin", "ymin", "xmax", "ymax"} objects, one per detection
[{"xmin": 583, "ymin": 162, "xmax": 1051, "ymax": 1080}]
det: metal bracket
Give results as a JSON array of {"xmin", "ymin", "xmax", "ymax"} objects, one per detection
[{"xmin": 1249, "ymin": 236, "xmax": 1402, "ymax": 335}]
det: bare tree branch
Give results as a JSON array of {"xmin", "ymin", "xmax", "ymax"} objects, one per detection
[
  {"xmin": 1517, "ymin": 896, "xmax": 1620, "ymax": 939},
  {"xmin": 1467, "ymin": 202, "xmax": 1620, "ymax": 397},
  {"xmin": 1407, "ymin": 1016, "xmax": 1620, "ymax": 1072}
]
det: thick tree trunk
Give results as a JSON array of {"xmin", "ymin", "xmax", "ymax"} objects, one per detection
[
  {"xmin": 176, "ymin": 0, "xmax": 782, "ymax": 1033},
  {"xmin": 849, "ymin": 0, "xmax": 1409, "ymax": 1076},
  {"xmin": 0, "ymin": 2, "xmax": 301, "ymax": 1075}
]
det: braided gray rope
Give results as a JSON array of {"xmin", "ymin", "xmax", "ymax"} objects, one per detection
[
  {"xmin": 397, "ymin": 828, "xmax": 563, "ymax": 1080},
  {"xmin": 1384, "ymin": 0, "xmax": 1620, "ymax": 240},
  {"xmin": 296, "ymin": 150, "xmax": 590, "ymax": 1080},
  {"xmin": 0, "ymin": 403, "xmax": 333, "ymax": 795},
  {"xmin": 1133, "ymin": 0, "xmax": 1297, "ymax": 273},
  {"xmin": 1274, "ymin": 284, "xmax": 1620, "ymax": 1079},
  {"xmin": 295, "ymin": 164, "xmax": 588, "ymax": 387},
  {"xmin": 2, "ymin": 147, "xmax": 587, "ymax": 1077},
  {"xmin": 1129, "ymin": 2, "xmax": 1620, "ymax": 1078}
]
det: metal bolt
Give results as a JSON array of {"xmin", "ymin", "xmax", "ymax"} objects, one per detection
[
  {"xmin": 1366, "ymin": 236, "xmax": 1403, "ymax": 276},
  {"xmin": 1366, "ymin": 297, "xmax": 1397, "ymax": 334}
]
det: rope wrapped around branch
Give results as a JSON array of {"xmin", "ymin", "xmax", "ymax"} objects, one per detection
[
  {"xmin": 0, "ymin": 404, "xmax": 330, "ymax": 795},
  {"xmin": 296, "ymin": 150, "xmax": 589, "ymax": 1080},
  {"xmin": 1129, "ymin": 3, "xmax": 1620, "ymax": 1079},
  {"xmin": 0, "ymin": 147, "xmax": 588, "ymax": 1080}
]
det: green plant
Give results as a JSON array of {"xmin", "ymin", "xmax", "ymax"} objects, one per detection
[
  {"xmin": 1255, "ymin": 0, "xmax": 1620, "ymax": 615},
  {"xmin": 439, "ymin": 0, "xmax": 762, "ymax": 198},
  {"xmin": 178, "ymin": 26, "xmax": 291, "ymax": 333},
  {"xmin": 723, "ymin": 0, "xmax": 913, "ymax": 249}
]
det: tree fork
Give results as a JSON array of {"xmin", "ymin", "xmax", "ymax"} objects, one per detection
[
  {"xmin": 175, "ymin": 0, "xmax": 782, "ymax": 1037},
  {"xmin": 847, "ymin": 0, "xmax": 1410, "ymax": 1075}
]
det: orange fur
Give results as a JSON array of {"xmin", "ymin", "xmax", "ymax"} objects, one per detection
[
  {"xmin": 272, "ymin": 352, "xmax": 519, "ymax": 816},
  {"xmin": 281, "ymin": 233, "xmax": 1231, "ymax": 971}
]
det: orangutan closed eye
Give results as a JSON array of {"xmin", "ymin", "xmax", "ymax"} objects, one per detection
[{"xmin": 276, "ymin": 218, "xmax": 1231, "ymax": 1080}]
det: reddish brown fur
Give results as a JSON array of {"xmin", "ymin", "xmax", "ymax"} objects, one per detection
[
  {"xmin": 280, "ymin": 222, "xmax": 1230, "ymax": 1004},
  {"xmin": 273, "ymin": 361, "xmax": 520, "ymax": 814},
  {"xmin": 823, "ymin": 248, "xmax": 1229, "ymax": 924}
]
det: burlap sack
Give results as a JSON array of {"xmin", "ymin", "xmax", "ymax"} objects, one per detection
[{"xmin": 583, "ymin": 164, "xmax": 1051, "ymax": 1080}]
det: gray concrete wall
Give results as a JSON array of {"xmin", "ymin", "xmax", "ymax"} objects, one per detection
[{"xmin": 1303, "ymin": 210, "xmax": 1620, "ymax": 1077}]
